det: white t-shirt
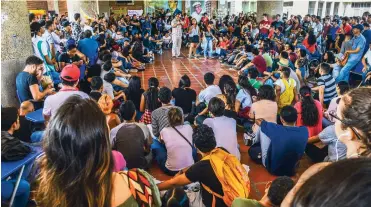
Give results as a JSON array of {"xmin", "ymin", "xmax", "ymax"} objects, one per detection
[
  {"xmin": 365, "ymin": 49, "xmax": 371, "ymax": 67},
  {"xmin": 42, "ymin": 30, "xmax": 54, "ymax": 51},
  {"xmin": 101, "ymin": 69, "xmax": 114, "ymax": 99},
  {"xmin": 236, "ymin": 89, "xmax": 253, "ymax": 109},
  {"xmin": 198, "ymin": 85, "xmax": 222, "ymax": 104},
  {"xmin": 163, "ymin": 35, "xmax": 171, "ymax": 44},
  {"xmin": 161, "ymin": 125, "xmax": 194, "ymax": 171},
  {"xmin": 51, "ymin": 32, "xmax": 61, "ymax": 53},
  {"xmin": 32, "ymin": 35, "xmax": 49, "ymax": 73},
  {"xmin": 203, "ymin": 116, "xmax": 240, "ymax": 160},
  {"xmin": 274, "ymin": 78, "xmax": 296, "ymax": 93}
]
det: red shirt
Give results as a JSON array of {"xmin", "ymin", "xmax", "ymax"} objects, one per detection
[
  {"xmin": 220, "ymin": 41, "xmax": 228, "ymax": 49},
  {"xmin": 294, "ymin": 100, "xmax": 323, "ymax": 137},
  {"xmin": 259, "ymin": 20, "xmax": 270, "ymax": 34},
  {"xmin": 252, "ymin": 55, "xmax": 267, "ymax": 74},
  {"xmin": 303, "ymin": 38, "xmax": 317, "ymax": 54},
  {"xmin": 336, "ymin": 23, "xmax": 352, "ymax": 35}
]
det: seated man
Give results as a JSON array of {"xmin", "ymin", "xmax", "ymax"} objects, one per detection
[
  {"xmin": 58, "ymin": 43, "xmax": 84, "ymax": 70},
  {"xmin": 151, "ymin": 87, "xmax": 183, "ymax": 138},
  {"xmin": 232, "ymin": 176, "xmax": 294, "ymax": 207},
  {"xmin": 89, "ymin": 76, "xmax": 103, "ymax": 101},
  {"xmin": 110, "ymin": 100, "xmax": 152, "ymax": 170},
  {"xmin": 13, "ymin": 101, "xmax": 36, "ymax": 143},
  {"xmin": 271, "ymin": 67, "xmax": 297, "ymax": 112},
  {"xmin": 43, "ymin": 65, "xmax": 89, "ymax": 122},
  {"xmin": 102, "ymin": 73, "xmax": 126, "ymax": 101},
  {"xmin": 250, "ymin": 106, "xmax": 308, "ymax": 176},
  {"xmin": 16, "ymin": 56, "xmax": 55, "ymax": 109},
  {"xmin": 197, "ymin": 72, "xmax": 222, "ymax": 105},
  {"xmin": 157, "ymin": 124, "xmax": 246, "ymax": 207},
  {"xmin": 311, "ymin": 63, "xmax": 337, "ymax": 107},
  {"xmin": 203, "ymin": 97, "xmax": 240, "ymax": 160},
  {"xmin": 240, "ymin": 48, "xmax": 267, "ymax": 75}
]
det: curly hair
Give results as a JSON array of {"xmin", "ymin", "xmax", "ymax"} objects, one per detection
[{"xmin": 193, "ymin": 124, "xmax": 216, "ymax": 153}]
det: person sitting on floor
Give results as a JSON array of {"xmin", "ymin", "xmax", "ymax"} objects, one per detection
[
  {"xmin": 13, "ymin": 101, "xmax": 43, "ymax": 143},
  {"xmin": 323, "ymin": 81, "xmax": 350, "ymax": 127},
  {"xmin": 110, "ymin": 100, "xmax": 152, "ymax": 170},
  {"xmin": 203, "ymin": 97, "xmax": 241, "ymax": 160},
  {"xmin": 249, "ymin": 106, "xmax": 308, "ymax": 176},
  {"xmin": 294, "ymin": 86, "xmax": 323, "ymax": 137},
  {"xmin": 232, "ymin": 176, "xmax": 294, "ymax": 207},
  {"xmin": 157, "ymin": 124, "xmax": 249, "ymax": 207},
  {"xmin": 140, "ymin": 77, "xmax": 161, "ymax": 124},
  {"xmin": 89, "ymin": 76, "xmax": 103, "ymax": 101},
  {"xmin": 98, "ymin": 94, "xmax": 121, "ymax": 130},
  {"xmin": 153, "ymin": 108, "xmax": 194, "ymax": 176},
  {"xmin": 311, "ymin": 62, "xmax": 337, "ymax": 108},
  {"xmin": 273, "ymin": 67, "xmax": 298, "ymax": 112},
  {"xmin": 172, "ymin": 75, "xmax": 197, "ymax": 120},
  {"xmin": 151, "ymin": 87, "xmax": 183, "ymax": 138},
  {"xmin": 43, "ymin": 64, "xmax": 89, "ymax": 122}
]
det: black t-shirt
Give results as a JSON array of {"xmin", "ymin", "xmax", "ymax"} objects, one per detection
[
  {"xmin": 89, "ymin": 91, "xmax": 102, "ymax": 102},
  {"xmin": 122, "ymin": 45, "xmax": 130, "ymax": 57},
  {"xmin": 124, "ymin": 88, "xmax": 145, "ymax": 111},
  {"xmin": 15, "ymin": 71, "xmax": 38, "ymax": 102},
  {"xmin": 271, "ymin": 20, "xmax": 284, "ymax": 29},
  {"xmin": 185, "ymin": 149, "xmax": 228, "ymax": 207},
  {"xmin": 172, "ymin": 88, "xmax": 196, "ymax": 114},
  {"xmin": 58, "ymin": 52, "xmax": 80, "ymax": 64},
  {"xmin": 131, "ymin": 19, "xmax": 139, "ymax": 30},
  {"xmin": 13, "ymin": 116, "xmax": 32, "ymax": 143},
  {"xmin": 233, "ymin": 26, "xmax": 241, "ymax": 37},
  {"xmin": 86, "ymin": 64, "xmax": 101, "ymax": 79}
]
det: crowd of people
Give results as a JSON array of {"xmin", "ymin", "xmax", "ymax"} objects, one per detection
[{"xmin": 1, "ymin": 8, "xmax": 371, "ymax": 207}]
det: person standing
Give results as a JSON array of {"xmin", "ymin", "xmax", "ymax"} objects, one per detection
[{"xmin": 171, "ymin": 13, "xmax": 184, "ymax": 58}]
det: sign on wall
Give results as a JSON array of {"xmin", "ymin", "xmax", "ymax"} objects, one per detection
[
  {"xmin": 145, "ymin": 0, "xmax": 182, "ymax": 16},
  {"xmin": 128, "ymin": 10, "xmax": 144, "ymax": 16}
]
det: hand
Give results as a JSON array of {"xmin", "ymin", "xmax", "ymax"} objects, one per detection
[
  {"xmin": 45, "ymin": 87, "xmax": 55, "ymax": 95},
  {"xmin": 362, "ymin": 67, "xmax": 368, "ymax": 73},
  {"xmin": 255, "ymin": 118, "xmax": 264, "ymax": 126}
]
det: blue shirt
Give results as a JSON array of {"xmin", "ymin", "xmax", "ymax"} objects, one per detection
[
  {"xmin": 348, "ymin": 34, "xmax": 366, "ymax": 62},
  {"xmin": 261, "ymin": 121, "xmax": 308, "ymax": 176},
  {"xmin": 329, "ymin": 26, "xmax": 339, "ymax": 41},
  {"xmin": 78, "ymin": 38, "xmax": 99, "ymax": 63},
  {"xmin": 362, "ymin": 30, "xmax": 371, "ymax": 55}
]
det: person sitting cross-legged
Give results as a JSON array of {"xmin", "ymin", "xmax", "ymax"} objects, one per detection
[
  {"xmin": 248, "ymin": 106, "xmax": 308, "ymax": 176},
  {"xmin": 232, "ymin": 176, "xmax": 294, "ymax": 207},
  {"xmin": 110, "ymin": 100, "xmax": 152, "ymax": 170},
  {"xmin": 157, "ymin": 124, "xmax": 250, "ymax": 207}
]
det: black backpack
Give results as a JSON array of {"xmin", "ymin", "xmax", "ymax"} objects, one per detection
[{"xmin": 1, "ymin": 137, "xmax": 31, "ymax": 161}]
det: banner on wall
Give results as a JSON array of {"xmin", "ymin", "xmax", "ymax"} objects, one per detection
[
  {"xmin": 128, "ymin": 10, "xmax": 144, "ymax": 16},
  {"xmin": 190, "ymin": 1, "xmax": 205, "ymax": 22},
  {"xmin": 145, "ymin": 0, "xmax": 182, "ymax": 16}
]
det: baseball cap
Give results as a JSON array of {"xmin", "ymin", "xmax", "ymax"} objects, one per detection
[
  {"xmin": 60, "ymin": 64, "xmax": 80, "ymax": 82},
  {"xmin": 353, "ymin": 24, "xmax": 364, "ymax": 32},
  {"xmin": 193, "ymin": 2, "xmax": 201, "ymax": 7}
]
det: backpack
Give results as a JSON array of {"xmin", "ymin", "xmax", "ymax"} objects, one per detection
[
  {"xmin": 201, "ymin": 148, "xmax": 250, "ymax": 207},
  {"xmin": 1, "ymin": 135, "xmax": 31, "ymax": 161},
  {"xmin": 278, "ymin": 78, "xmax": 295, "ymax": 110}
]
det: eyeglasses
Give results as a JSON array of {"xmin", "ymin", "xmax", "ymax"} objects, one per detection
[{"xmin": 329, "ymin": 113, "xmax": 362, "ymax": 140}]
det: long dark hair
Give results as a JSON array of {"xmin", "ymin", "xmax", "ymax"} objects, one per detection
[
  {"xmin": 218, "ymin": 75, "xmax": 234, "ymax": 94},
  {"xmin": 37, "ymin": 96, "xmax": 113, "ymax": 207},
  {"xmin": 128, "ymin": 76, "xmax": 141, "ymax": 95},
  {"xmin": 238, "ymin": 75, "xmax": 257, "ymax": 97},
  {"xmin": 307, "ymin": 31, "xmax": 317, "ymax": 46},
  {"xmin": 145, "ymin": 77, "xmax": 160, "ymax": 111},
  {"xmin": 224, "ymin": 81, "xmax": 237, "ymax": 111},
  {"xmin": 299, "ymin": 86, "xmax": 319, "ymax": 126}
]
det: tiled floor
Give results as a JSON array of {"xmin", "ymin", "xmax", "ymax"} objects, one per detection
[{"xmin": 136, "ymin": 49, "xmax": 312, "ymax": 200}]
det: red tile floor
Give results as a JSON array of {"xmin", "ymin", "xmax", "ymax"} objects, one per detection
[{"xmin": 134, "ymin": 49, "xmax": 313, "ymax": 200}]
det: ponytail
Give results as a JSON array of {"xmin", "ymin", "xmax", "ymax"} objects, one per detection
[
  {"xmin": 224, "ymin": 81, "xmax": 237, "ymax": 111},
  {"xmin": 300, "ymin": 86, "xmax": 319, "ymax": 126}
]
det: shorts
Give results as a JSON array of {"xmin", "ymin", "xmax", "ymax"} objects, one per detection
[{"xmin": 190, "ymin": 35, "xmax": 199, "ymax": 43}]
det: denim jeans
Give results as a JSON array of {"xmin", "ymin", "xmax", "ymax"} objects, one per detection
[
  {"xmin": 252, "ymin": 127, "xmax": 271, "ymax": 167},
  {"xmin": 322, "ymin": 117, "xmax": 334, "ymax": 129},
  {"xmin": 1, "ymin": 179, "xmax": 30, "ymax": 207},
  {"xmin": 332, "ymin": 64, "xmax": 342, "ymax": 81},
  {"xmin": 204, "ymin": 37, "xmax": 213, "ymax": 58},
  {"xmin": 151, "ymin": 139, "xmax": 179, "ymax": 176},
  {"xmin": 336, "ymin": 59, "xmax": 359, "ymax": 82}
]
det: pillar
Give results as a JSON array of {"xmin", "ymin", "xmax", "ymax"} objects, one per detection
[
  {"xmin": 1, "ymin": 0, "xmax": 33, "ymax": 107},
  {"xmin": 256, "ymin": 0, "xmax": 283, "ymax": 21},
  {"xmin": 66, "ymin": 0, "xmax": 98, "ymax": 22},
  {"xmin": 98, "ymin": 1, "xmax": 110, "ymax": 17}
]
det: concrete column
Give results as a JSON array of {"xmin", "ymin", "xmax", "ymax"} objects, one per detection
[
  {"xmin": 1, "ymin": 0, "xmax": 33, "ymax": 107},
  {"xmin": 98, "ymin": 0, "xmax": 110, "ymax": 17},
  {"xmin": 256, "ymin": 0, "xmax": 283, "ymax": 21},
  {"xmin": 67, "ymin": 0, "xmax": 98, "ymax": 22}
]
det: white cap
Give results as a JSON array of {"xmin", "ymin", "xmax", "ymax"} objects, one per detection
[{"xmin": 193, "ymin": 2, "xmax": 201, "ymax": 7}]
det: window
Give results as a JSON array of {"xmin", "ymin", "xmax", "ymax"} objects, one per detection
[
  {"xmin": 283, "ymin": 1, "xmax": 293, "ymax": 7},
  {"xmin": 317, "ymin": 2, "xmax": 324, "ymax": 16},
  {"xmin": 326, "ymin": 2, "xmax": 332, "ymax": 15},
  {"xmin": 308, "ymin": 1, "xmax": 316, "ymax": 15},
  {"xmin": 351, "ymin": 2, "xmax": 371, "ymax": 8},
  {"xmin": 333, "ymin": 2, "xmax": 339, "ymax": 15}
]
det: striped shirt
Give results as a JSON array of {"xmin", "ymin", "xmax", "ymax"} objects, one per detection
[
  {"xmin": 317, "ymin": 74, "xmax": 337, "ymax": 103},
  {"xmin": 151, "ymin": 106, "xmax": 183, "ymax": 137}
]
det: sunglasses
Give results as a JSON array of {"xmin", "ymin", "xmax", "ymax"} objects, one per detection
[{"xmin": 329, "ymin": 113, "xmax": 362, "ymax": 140}]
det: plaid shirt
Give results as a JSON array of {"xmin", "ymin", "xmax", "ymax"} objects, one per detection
[{"xmin": 72, "ymin": 21, "xmax": 82, "ymax": 42}]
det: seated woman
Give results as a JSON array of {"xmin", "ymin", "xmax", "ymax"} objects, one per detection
[
  {"xmin": 132, "ymin": 41, "xmax": 153, "ymax": 64},
  {"xmin": 98, "ymin": 94, "xmax": 121, "ymax": 130},
  {"xmin": 217, "ymin": 81, "xmax": 240, "ymax": 120},
  {"xmin": 140, "ymin": 77, "xmax": 161, "ymax": 124},
  {"xmin": 172, "ymin": 75, "xmax": 196, "ymax": 121},
  {"xmin": 36, "ymin": 96, "xmax": 161, "ymax": 207},
  {"xmin": 294, "ymin": 86, "xmax": 323, "ymax": 138},
  {"xmin": 124, "ymin": 76, "xmax": 144, "ymax": 119},
  {"xmin": 236, "ymin": 75, "xmax": 257, "ymax": 120},
  {"xmin": 154, "ymin": 108, "xmax": 195, "ymax": 176},
  {"xmin": 302, "ymin": 31, "xmax": 319, "ymax": 59}
]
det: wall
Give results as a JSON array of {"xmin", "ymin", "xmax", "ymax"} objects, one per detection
[
  {"xmin": 1, "ymin": 1, "xmax": 33, "ymax": 107},
  {"xmin": 58, "ymin": 0, "xmax": 68, "ymax": 15},
  {"xmin": 27, "ymin": 0, "xmax": 48, "ymax": 10}
]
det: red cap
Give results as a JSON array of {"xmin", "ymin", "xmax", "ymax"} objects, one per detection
[{"xmin": 60, "ymin": 64, "xmax": 80, "ymax": 82}]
